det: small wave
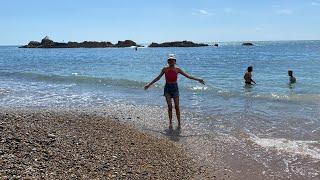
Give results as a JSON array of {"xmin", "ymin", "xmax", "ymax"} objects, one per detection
[
  {"xmin": 190, "ymin": 86, "xmax": 208, "ymax": 91},
  {"xmin": 217, "ymin": 89, "xmax": 234, "ymax": 98},
  {"xmin": 0, "ymin": 71, "xmax": 146, "ymax": 88},
  {"xmin": 251, "ymin": 136, "xmax": 320, "ymax": 160},
  {"xmin": 253, "ymin": 93, "xmax": 320, "ymax": 103},
  {"xmin": 0, "ymin": 88, "xmax": 11, "ymax": 95},
  {"xmin": 1, "ymin": 71, "xmax": 320, "ymax": 104}
]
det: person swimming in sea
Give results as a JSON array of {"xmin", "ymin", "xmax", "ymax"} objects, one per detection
[
  {"xmin": 244, "ymin": 66, "xmax": 256, "ymax": 85},
  {"xmin": 144, "ymin": 54, "xmax": 205, "ymax": 129},
  {"xmin": 288, "ymin": 70, "xmax": 296, "ymax": 84}
]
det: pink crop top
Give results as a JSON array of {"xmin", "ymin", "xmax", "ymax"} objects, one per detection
[{"xmin": 165, "ymin": 69, "xmax": 178, "ymax": 83}]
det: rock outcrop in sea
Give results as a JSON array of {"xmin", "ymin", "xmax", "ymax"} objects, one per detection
[
  {"xmin": 20, "ymin": 36, "xmax": 142, "ymax": 48},
  {"xmin": 148, "ymin": 41, "xmax": 209, "ymax": 47},
  {"xmin": 242, "ymin": 42, "xmax": 254, "ymax": 46},
  {"xmin": 115, "ymin": 40, "xmax": 138, "ymax": 47}
]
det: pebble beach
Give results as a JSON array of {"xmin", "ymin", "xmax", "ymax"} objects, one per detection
[{"xmin": 0, "ymin": 109, "xmax": 198, "ymax": 179}]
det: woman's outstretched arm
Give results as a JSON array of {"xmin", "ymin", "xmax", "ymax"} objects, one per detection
[
  {"xmin": 144, "ymin": 68, "xmax": 165, "ymax": 89},
  {"xmin": 177, "ymin": 68, "xmax": 205, "ymax": 85}
]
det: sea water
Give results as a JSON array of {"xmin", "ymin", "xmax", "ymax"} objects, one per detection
[{"xmin": 1, "ymin": 41, "xmax": 320, "ymax": 177}]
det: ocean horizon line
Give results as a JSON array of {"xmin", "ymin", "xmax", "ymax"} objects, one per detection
[{"xmin": 1, "ymin": 39, "xmax": 320, "ymax": 47}]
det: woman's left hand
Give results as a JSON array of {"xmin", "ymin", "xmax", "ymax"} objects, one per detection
[
  {"xmin": 144, "ymin": 84, "xmax": 150, "ymax": 90},
  {"xmin": 198, "ymin": 79, "xmax": 205, "ymax": 85}
]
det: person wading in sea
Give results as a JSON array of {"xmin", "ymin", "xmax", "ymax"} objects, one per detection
[
  {"xmin": 288, "ymin": 70, "xmax": 296, "ymax": 84},
  {"xmin": 244, "ymin": 66, "xmax": 256, "ymax": 85},
  {"xmin": 144, "ymin": 54, "xmax": 205, "ymax": 129}
]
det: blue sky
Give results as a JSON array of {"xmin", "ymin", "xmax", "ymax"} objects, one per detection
[{"xmin": 1, "ymin": 0, "xmax": 320, "ymax": 45}]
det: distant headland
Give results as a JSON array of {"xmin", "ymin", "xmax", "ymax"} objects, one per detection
[
  {"xmin": 148, "ymin": 41, "xmax": 209, "ymax": 47},
  {"xmin": 20, "ymin": 36, "xmax": 212, "ymax": 48},
  {"xmin": 20, "ymin": 36, "xmax": 256, "ymax": 48},
  {"xmin": 20, "ymin": 36, "xmax": 142, "ymax": 48}
]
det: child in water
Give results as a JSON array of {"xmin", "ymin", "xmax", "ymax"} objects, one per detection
[
  {"xmin": 288, "ymin": 70, "xmax": 296, "ymax": 84},
  {"xmin": 244, "ymin": 66, "xmax": 256, "ymax": 85},
  {"xmin": 144, "ymin": 54, "xmax": 205, "ymax": 129}
]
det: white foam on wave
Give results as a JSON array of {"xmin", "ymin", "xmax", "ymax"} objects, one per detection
[
  {"xmin": 0, "ymin": 88, "xmax": 10, "ymax": 95},
  {"xmin": 191, "ymin": 86, "xmax": 208, "ymax": 91},
  {"xmin": 253, "ymin": 93, "xmax": 320, "ymax": 103},
  {"xmin": 251, "ymin": 136, "xmax": 320, "ymax": 160}
]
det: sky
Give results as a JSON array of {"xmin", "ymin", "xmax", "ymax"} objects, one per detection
[{"xmin": 0, "ymin": 0, "xmax": 320, "ymax": 45}]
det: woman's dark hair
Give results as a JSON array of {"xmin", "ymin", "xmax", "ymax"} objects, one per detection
[{"xmin": 247, "ymin": 66, "xmax": 253, "ymax": 72}]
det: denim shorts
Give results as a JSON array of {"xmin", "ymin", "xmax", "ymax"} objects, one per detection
[{"xmin": 164, "ymin": 83, "xmax": 179, "ymax": 98}]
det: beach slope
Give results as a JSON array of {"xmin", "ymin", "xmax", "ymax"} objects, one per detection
[{"xmin": 0, "ymin": 110, "xmax": 195, "ymax": 179}]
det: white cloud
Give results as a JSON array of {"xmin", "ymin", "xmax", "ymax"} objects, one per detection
[
  {"xmin": 276, "ymin": 9, "xmax": 293, "ymax": 15},
  {"xmin": 272, "ymin": 5, "xmax": 293, "ymax": 16},
  {"xmin": 199, "ymin": 9, "xmax": 211, "ymax": 16}
]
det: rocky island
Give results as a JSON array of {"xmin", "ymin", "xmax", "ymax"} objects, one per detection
[
  {"xmin": 148, "ymin": 41, "xmax": 209, "ymax": 47},
  {"xmin": 242, "ymin": 42, "xmax": 254, "ymax": 46},
  {"xmin": 20, "ymin": 36, "xmax": 142, "ymax": 48}
]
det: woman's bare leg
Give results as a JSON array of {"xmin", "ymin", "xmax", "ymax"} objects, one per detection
[
  {"xmin": 173, "ymin": 96, "xmax": 181, "ymax": 128},
  {"xmin": 165, "ymin": 95, "xmax": 173, "ymax": 128}
]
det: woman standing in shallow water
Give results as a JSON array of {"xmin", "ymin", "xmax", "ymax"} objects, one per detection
[{"xmin": 144, "ymin": 54, "xmax": 205, "ymax": 129}]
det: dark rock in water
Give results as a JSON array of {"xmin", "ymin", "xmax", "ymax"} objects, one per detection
[
  {"xmin": 67, "ymin": 41, "xmax": 79, "ymax": 48},
  {"xmin": 23, "ymin": 41, "xmax": 41, "ymax": 48},
  {"xmin": 20, "ymin": 36, "xmax": 140, "ymax": 48},
  {"xmin": 40, "ymin": 36, "xmax": 54, "ymax": 47},
  {"xmin": 214, "ymin": 43, "xmax": 219, "ymax": 47},
  {"xmin": 78, "ymin": 41, "xmax": 114, "ymax": 48},
  {"xmin": 149, "ymin": 42, "xmax": 160, "ymax": 47},
  {"xmin": 242, "ymin": 42, "xmax": 254, "ymax": 46},
  {"xmin": 149, "ymin": 41, "xmax": 209, "ymax": 48},
  {"xmin": 20, "ymin": 36, "xmax": 56, "ymax": 48},
  {"xmin": 115, "ymin": 40, "xmax": 138, "ymax": 47},
  {"xmin": 53, "ymin": 42, "xmax": 69, "ymax": 48}
]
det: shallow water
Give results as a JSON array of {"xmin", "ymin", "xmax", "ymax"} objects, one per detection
[{"xmin": 1, "ymin": 41, "xmax": 320, "ymax": 178}]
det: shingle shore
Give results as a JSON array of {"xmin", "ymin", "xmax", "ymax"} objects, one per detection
[{"xmin": 0, "ymin": 110, "xmax": 196, "ymax": 179}]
